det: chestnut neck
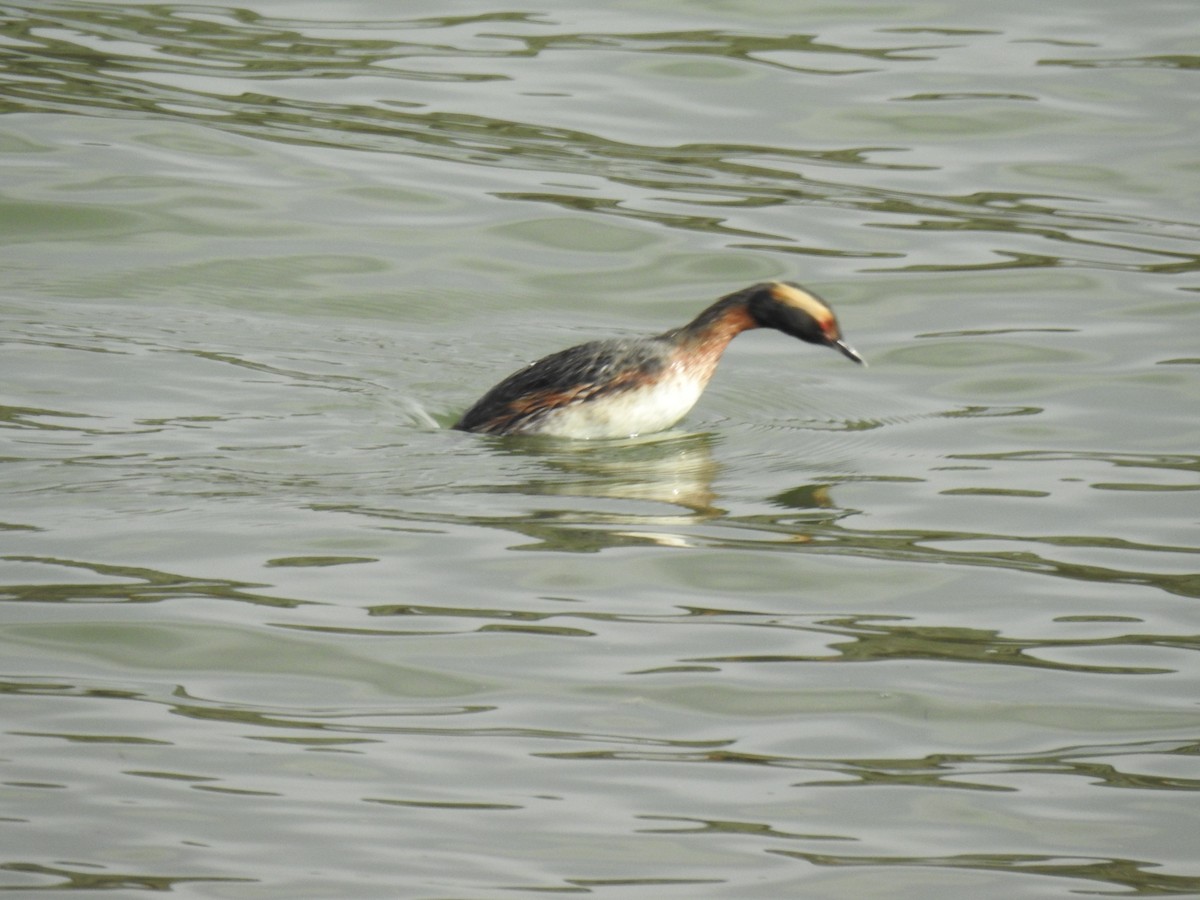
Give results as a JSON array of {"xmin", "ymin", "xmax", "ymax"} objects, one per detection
[{"xmin": 660, "ymin": 291, "xmax": 761, "ymax": 379}]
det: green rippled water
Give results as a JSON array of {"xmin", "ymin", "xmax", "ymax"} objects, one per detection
[{"xmin": 1, "ymin": 1, "xmax": 1198, "ymax": 897}]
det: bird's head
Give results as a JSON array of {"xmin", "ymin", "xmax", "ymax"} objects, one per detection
[{"xmin": 747, "ymin": 281, "xmax": 865, "ymax": 365}]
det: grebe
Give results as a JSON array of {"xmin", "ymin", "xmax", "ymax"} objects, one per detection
[{"xmin": 454, "ymin": 281, "xmax": 864, "ymax": 439}]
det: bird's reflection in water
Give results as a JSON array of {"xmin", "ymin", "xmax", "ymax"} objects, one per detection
[
  {"xmin": 472, "ymin": 430, "xmax": 847, "ymax": 552},
  {"xmin": 500, "ymin": 431, "xmax": 718, "ymax": 505},
  {"xmin": 332, "ymin": 431, "xmax": 852, "ymax": 553}
]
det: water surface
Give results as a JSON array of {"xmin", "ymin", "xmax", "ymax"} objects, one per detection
[{"xmin": 2, "ymin": 1, "xmax": 1198, "ymax": 897}]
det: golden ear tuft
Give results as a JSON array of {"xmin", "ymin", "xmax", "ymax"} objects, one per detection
[{"xmin": 767, "ymin": 283, "xmax": 834, "ymax": 324}]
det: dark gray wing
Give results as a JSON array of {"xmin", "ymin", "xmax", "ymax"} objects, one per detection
[{"xmin": 454, "ymin": 337, "xmax": 669, "ymax": 434}]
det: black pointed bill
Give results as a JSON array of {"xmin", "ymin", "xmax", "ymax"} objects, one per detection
[{"xmin": 831, "ymin": 339, "xmax": 866, "ymax": 366}]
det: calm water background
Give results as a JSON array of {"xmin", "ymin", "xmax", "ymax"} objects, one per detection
[{"xmin": 2, "ymin": 0, "xmax": 1198, "ymax": 897}]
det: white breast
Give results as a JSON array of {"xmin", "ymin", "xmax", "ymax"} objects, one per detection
[{"xmin": 530, "ymin": 368, "xmax": 706, "ymax": 439}]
